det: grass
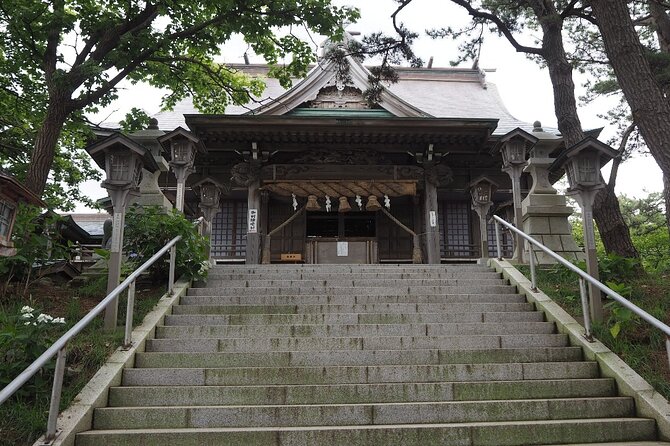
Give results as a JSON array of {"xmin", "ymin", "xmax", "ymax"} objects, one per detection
[
  {"xmin": 0, "ymin": 278, "xmax": 166, "ymax": 446},
  {"xmin": 517, "ymin": 263, "xmax": 670, "ymax": 400}
]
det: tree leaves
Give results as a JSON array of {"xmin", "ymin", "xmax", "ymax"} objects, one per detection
[{"xmin": 1, "ymin": 0, "xmax": 358, "ymax": 199}]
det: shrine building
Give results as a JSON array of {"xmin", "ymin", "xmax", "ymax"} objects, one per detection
[{"xmin": 106, "ymin": 39, "xmax": 586, "ymax": 265}]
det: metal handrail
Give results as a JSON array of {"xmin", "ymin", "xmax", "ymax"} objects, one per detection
[
  {"xmin": 0, "ymin": 217, "xmax": 204, "ymax": 443},
  {"xmin": 493, "ymin": 215, "xmax": 670, "ymax": 366}
]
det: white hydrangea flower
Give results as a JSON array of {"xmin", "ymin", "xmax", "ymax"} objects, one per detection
[
  {"xmin": 37, "ymin": 313, "xmax": 54, "ymax": 324},
  {"xmin": 21, "ymin": 312, "xmax": 33, "ymax": 319},
  {"xmin": 51, "ymin": 317, "xmax": 66, "ymax": 324},
  {"xmin": 24, "ymin": 321, "xmax": 31, "ymax": 326},
  {"xmin": 20, "ymin": 306, "xmax": 34, "ymax": 314}
]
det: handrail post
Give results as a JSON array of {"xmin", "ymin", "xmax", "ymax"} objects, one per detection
[
  {"xmin": 45, "ymin": 347, "xmax": 67, "ymax": 442},
  {"xmin": 579, "ymin": 278, "xmax": 593, "ymax": 341},
  {"xmin": 495, "ymin": 221, "xmax": 502, "ymax": 260},
  {"xmin": 527, "ymin": 240, "xmax": 537, "ymax": 291},
  {"xmin": 123, "ymin": 280, "xmax": 136, "ymax": 348},
  {"xmin": 168, "ymin": 245, "xmax": 176, "ymax": 295}
]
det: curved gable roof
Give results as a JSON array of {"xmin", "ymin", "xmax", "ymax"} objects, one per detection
[
  {"xmin": 247, "ymin": 56, "xmax": 429, "ymax": 118},
  {"xmin": 152, "ymin": 64, "xmax": 555, "ymax": 137}
]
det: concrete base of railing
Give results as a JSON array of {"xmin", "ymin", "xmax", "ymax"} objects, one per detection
[
  {"xmin": 491, "ymin": 258, "xmax": 670, "ymax": 440},
  {"xmin": 32, "ymin": 279, "xmax": 190, "ymax": 446}
]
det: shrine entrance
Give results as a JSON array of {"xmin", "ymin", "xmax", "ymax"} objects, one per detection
[{"xmin": 304, "ymin": 211, "xmax": 378, "ymax": 264}]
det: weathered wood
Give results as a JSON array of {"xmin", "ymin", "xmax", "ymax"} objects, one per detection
[
  {"xmin": 260, "ymin": 180, "xmax": 416, "ymax": 198},
  {"xmin": 380, "ymin": 207, "xmax": 422, "ymax": 263},
  {"xmin": 246, "ymin": 179, "xmax": 261, "ymax": 265},
  {"xmin": 261, "ymin": 165, "xmax": 424, "ymax": 181},
  {"xmin": 423, "ymin": 176, "xmax": 441, "ymax": 264},
  {"xmin": 262, "ymin": 207, "xmax": 306, "ymax": 264}
]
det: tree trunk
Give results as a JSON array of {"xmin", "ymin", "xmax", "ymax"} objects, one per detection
[
  {"xmin": 593, "ymin": 184, "xmax": 640, "ymax": 257},
  {"xmin": 664, "ymin": 174, "xmax": 670, "ymax": 238},
  {"xmin": 25, "ymin": 92, "xmax": 71, "ymax": 196},
  {"xmin": 532, "ymin": 8, "xmax": 585, "ymax": 146},
  {"xmin": 590, "ymin": 0, "xmax": 670, "ymax": 179},
  {"xmin": 529, "ymin": 4, "xmax": 638, "ymax": 258}
]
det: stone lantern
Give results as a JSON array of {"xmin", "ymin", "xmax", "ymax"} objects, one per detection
[
  {"xmin": 468, "ymin": 176, "xmax": 499, "ymax": 261},
  {"xmin": 496, "ymin": 128, "xmax": 538, "ymax": 262},
  {"xmin": 193, "ymin": 177, "xmax": 227, "ymax": 260},
  {"xmin": 85, "ymin": 133, "xmax": 158, "ymax": 329},
  {"xmin": 158, "ymin": 127, "xmax": 205, "ymax": 212},
  {"xmin": 551, "ymin": 136, "xmax": 618, "ymax": 323}
]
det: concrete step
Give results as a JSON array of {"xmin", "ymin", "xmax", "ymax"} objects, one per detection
[
  {"xmin": 135, "ymin": 347, "xmax": 582, "ymax": 368},
  {"xmin": 206, "ymin": 265, "xmax": 491, "ymax": 273},
  {"xmin": 201, "ymin": 278, "xmax": 507, "ymax": 288},
  {"xmin": 108, "ymin": 378, "xmax": 617, "ymax": 407},
  {"xmin": 204, "ymin": 271, "xmax": 503, "ymax": 280},
  {"xmin": 122, "ymin": 362, "xmax": 598, "ymax": 386},
  {"xmin": 163, "ymin": 311, "xmax": 544, "ymax": 325},
  {"xmin": 149, "ymin": 333, "xmax": 570, "ymax": 352},
  {"xmin": 157, "ymin": 321, "xmax": 556, "ymax": 338},
  {"xmin": 179, "ymin": 295, "xmax": 530, "ymax": 306},
  {"xmin": 187, "ymin": 285, "xmax": 518, "ymax": 296},
  {"xmin": 75, "ymin": 418, "xmax": 658, "ymax": 446},
  {"xmin": 93, "ymin": 397, "xmax": 634, "ymax": 429}
]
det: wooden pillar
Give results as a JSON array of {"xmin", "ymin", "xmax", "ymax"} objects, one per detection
[
  {"xmin": 246, "ymin": 179, "xmax": 261, "ymax": 264},
  {"xmin": 423, "ymin": 177, "xmax": 441, "ymax": 264}
]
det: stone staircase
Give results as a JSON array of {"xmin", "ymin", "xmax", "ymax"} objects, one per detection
[{"xmin": 76, "ymin": 264, "xmax": 668, "ymax": 445}]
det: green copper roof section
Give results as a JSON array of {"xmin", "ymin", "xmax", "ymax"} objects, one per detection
[{"xmin": 287, "ymin": 108, "xmax": 394, "ymax": 118}]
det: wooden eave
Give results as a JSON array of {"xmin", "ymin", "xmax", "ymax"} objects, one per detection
[
  {"xmin": 185, "ymin": 115, "xmax": 498, "ymax": 153},
  {"xmin": 0, "ymin": 173, "xmax": 46, "ymax": 207}
]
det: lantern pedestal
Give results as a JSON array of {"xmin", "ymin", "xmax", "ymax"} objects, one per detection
[
  {"xmin": 569, "ymin": 188, "xmax": 604, "ymax": 323},
  {"xmin": 472, "ymin": 202, "xmax": 493, "ymax": 262},
  {"xmin": 103, "ymin": 186, "xmax": 135, "ymax": 330},
  {"xmin": 521, "ymin": 193, "xmax": 585, "ymax": 264},
  {"xmin": 135, "ymin": 167, "xmax": 172, "ymax": 210},
  {"xmin": 502, "ymin": 164, "xmax": 525, "ymax": 263},
  {"xmin": 200, "ymin": 205, "xmax": 218, "ymax": 261}
]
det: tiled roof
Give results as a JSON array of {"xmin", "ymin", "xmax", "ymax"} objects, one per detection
[{"xmin": 152, "ymin": 64, "xmax": 554, "ymax": 137}]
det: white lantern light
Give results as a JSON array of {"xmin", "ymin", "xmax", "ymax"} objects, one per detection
[
  {"xmin": 170, "ymin": 138, "xmax": 196, "ymax": 167},
  {"xmin": 551, "ymin": 137, "xmax": 618, "ymax": 191},
  {"xmin": 468, "ymin": 176, "xmax": 498, "ymax": 205}
]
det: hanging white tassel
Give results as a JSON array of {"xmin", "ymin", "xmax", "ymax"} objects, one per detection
[
  {"xmin": 355, "ymin": 195, "xmax": 362, "ymax": 210},
  {"xmin": 325, "ymin": 195, "xmax": 332, "ymax": 212},
  {"xmin": 292, "ymin": 193, "xmax": 298, "ymax": 211},
  {"xmin": 384, "ymin": 194, "xmax": 391, "ymax": 209}
]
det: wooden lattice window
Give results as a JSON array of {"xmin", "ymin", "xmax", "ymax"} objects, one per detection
[
  {"xmin": 439, "ymin": 201, "xmax": 475, "ymax": 258},
  {"xmin": 211, "ymin": 200, "xmax": 247, "ymax": 258}
]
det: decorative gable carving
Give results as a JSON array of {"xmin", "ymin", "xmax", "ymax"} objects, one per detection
[{"xmin": 304, "ymin": 86, "xmax": 369, "ymax": 110}]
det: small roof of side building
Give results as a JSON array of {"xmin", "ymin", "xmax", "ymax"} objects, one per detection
[{"xmin": 152, "ymin": 63, "xmax": 552, "ymax": 137}]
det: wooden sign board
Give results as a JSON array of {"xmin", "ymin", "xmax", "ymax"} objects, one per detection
[{"xmin": 281, "ymin": 253, "xmax": 302, "ymax": 261}]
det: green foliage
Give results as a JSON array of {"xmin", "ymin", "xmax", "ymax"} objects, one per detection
[
  {"xmin": 0, "ymin": 305, "xmax": 66, "ymax": 399},
  {"xmin": 597, "ymin": 254, "xmax": 642, "ymax": 283},
  {"xmin": 0, "ymin": 0, "xmax": 357, "ymax": 201},
  {"xmin": 123, "ymin": 205, "xmax": 208, "ymax": 282},
  {"xmin": 604, "ymin": 300, "xmax": 637, "ymax": 339},
  {"xmin": 119, "ymin": 108, "xmax": 151, "ymax": 133},
  {"xmin": 0, "ymin": 205, "xmax": 73, "ymax": 295}
]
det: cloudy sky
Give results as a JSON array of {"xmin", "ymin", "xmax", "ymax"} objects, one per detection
[{"xmin": 79, "ymin": 0, "xmax": 662, "ymax": 211}]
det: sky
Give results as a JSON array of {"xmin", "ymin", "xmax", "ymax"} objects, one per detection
[{"xmin": 77, "ymin": 0, "xmax": 663, "ymax": 212}]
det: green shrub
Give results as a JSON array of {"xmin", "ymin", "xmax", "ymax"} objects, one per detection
[
  {"xmin": 0, "ymin": 306, "xmax": 66, "ymax": 399},
  {"xmin": 123, "ymin": 205, "xmax": 208, "ymax": 282},
  {"xmin": 0, "ymin": 205, "xmax": 73, "ymax": 296}
]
